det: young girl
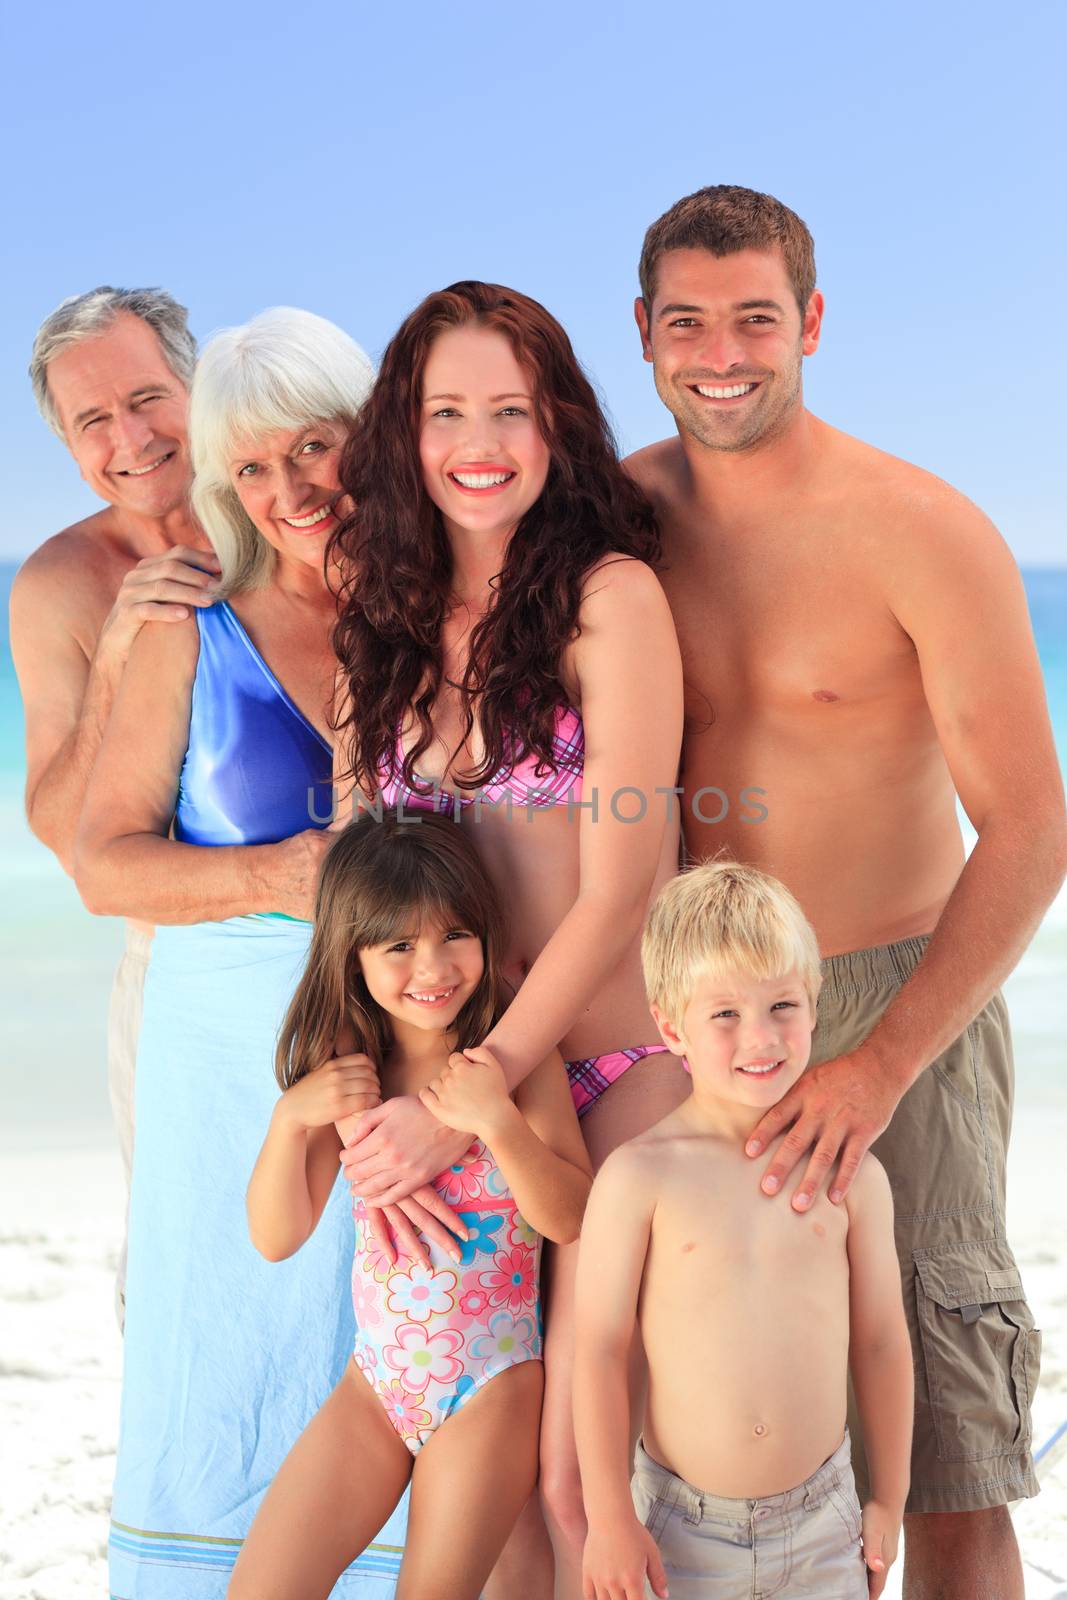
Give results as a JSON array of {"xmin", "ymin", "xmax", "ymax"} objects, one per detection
[{"xmin": 229, "ymin": 812, "xmax": 591, "ymax": 1600}]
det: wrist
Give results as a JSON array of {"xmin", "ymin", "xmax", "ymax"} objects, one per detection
[
  {"xmin": 476, "ymin": 1097, "xmax": 524, "ymax": 1147},
  {"xmin": 272, "ymin": 1092, "xmax": 309, "ymax": 1137}
]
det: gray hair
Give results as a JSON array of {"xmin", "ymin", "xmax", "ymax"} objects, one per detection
[
  {"xmin": 189, "ymin": 307, "xmax": 376, "ymax": 594},
  {"xmin": 30, "ymin": 286, "xmax": 197, "ymax": 439}
]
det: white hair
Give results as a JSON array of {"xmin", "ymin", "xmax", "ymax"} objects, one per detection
[
  {"xmin": 189, "ymin": 308, "xmax": 376, "ymax": 594},
  {"xmin": 30, "ymin": 286, "xmax": 196, "ymax": 439}
]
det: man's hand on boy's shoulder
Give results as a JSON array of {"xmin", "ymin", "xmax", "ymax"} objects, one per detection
[
  {"xmin": 743, "ymin": 1039, "xmax": 906, "ymax": 1212},
  {"xmin": 583, "ymin": 1518, "xmax": 669, "ymax": 1600}
]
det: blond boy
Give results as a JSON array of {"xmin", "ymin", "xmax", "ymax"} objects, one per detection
[{"xmin": 574, "ymin": 862, "xmax": 913, "ymax": 1600}]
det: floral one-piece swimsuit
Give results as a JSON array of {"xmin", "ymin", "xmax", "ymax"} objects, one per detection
[{"xmin": 350, "ymin": 1137, "xmax": 543, "ymax": 1454}]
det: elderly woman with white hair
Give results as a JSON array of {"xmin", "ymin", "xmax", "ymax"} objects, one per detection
[{"xmin": 75, "ymin": 308, "xmax": 405, "ymax": 1598}]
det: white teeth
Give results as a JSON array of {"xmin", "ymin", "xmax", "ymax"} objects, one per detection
[
  {"xmin": 452, "ymin": 470, "xmax": 513, "ymax": 488},
  {"xmin": 695, "ymin": 383, "xmax": 756, "ymax": 399},
  {"xmin": 407, "ymin": 987, "xmax": 456, "ymax": 1004},
  {"xmin": 283, "ymin": 504, "xmax": 334, "ymax": 528},
  {"xmin": 124, "ymin": 454, "xmax": 170, "ymax": 476},
  {"xmin": 739, "ymin": 1061, "xmax": 781, "ymax": 1075}
]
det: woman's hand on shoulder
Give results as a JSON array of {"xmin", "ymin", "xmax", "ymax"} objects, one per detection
[
  {"xmin": 276, "ymin": 1053, "xmax": 382, "ymax": 1134},
  {"xmin": 419, "ymin": 1046, "xmax": 516, "ymax": 1143}
]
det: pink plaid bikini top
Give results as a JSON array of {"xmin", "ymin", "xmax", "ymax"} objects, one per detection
[{"xmin": 378, "ymin": 705, "xmax": 584, "ymax": 818}]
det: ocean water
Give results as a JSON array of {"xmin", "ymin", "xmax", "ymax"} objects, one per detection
[{"xmin": 1, "ymin": 561, "xmax": 1065, "ymax": 1138}]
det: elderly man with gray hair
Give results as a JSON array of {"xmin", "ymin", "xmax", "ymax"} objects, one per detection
[{"xmin": 11, "ymin": 286, "xmax": 221, "ymax": 1321}]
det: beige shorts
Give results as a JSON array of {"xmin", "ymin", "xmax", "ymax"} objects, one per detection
[
  {"xmin": 631, "ymin": 1432, "xmax": 867, "ymax": 1599},
  {"xmin": 106, "ymin": 923, "xmax": 152, "ymax": 1328},
  {"xmin": 812, "ymin": 936, "xmax": 1040, "ymax": 1514}
]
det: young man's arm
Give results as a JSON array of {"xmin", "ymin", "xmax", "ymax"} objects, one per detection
[
  {"xmin": 10, "ymin": 538, "xmax": 219, "ymax": 874},
  {"xmin": 846, "ymin": 1157, "xmax": 912, "ymax": 1598},
  {"xmin": 749, "ymin": 487, "xmax": 1067, "ymax": 1207},
  {"xmin": 574, "ymin": 1144, "xmax": 668, "ymax": 1600}
]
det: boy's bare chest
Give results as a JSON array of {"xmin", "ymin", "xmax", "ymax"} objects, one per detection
[{"xmin": 645, "ymin": 1175, "xmax": 850, "ymax": 1310}]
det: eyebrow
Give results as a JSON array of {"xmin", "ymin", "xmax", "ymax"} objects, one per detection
[
  {"xmin": 656, "ymin": 298, "xmax": 786, "ymax": 319},
  {"xmin": 72, "ymin": 384, "xmax": 172, "ymax": 430},
  {"xmin": 423, "ymin": 392, "xmax": 533, "ymax": 403}
]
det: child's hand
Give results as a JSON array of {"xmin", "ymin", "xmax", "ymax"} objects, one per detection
[
  {"xmin": 583, "ymin": 1520, "xmax": 669, "ymax": 1600},
  {"xmin": 418, "ymin": 1046, "xmax": 515, "ymax": 1143},
  {"xmin": 861, "ymin": 1499, "xmax": 901, "ymax": 1598},
  {"xmin": 276, "ymin": 1054, "xmax": 381, "ymax": 1133}
]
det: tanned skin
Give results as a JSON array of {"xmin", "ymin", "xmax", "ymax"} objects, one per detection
[{"xmin": 626, "ymin": 243, "xmax": 1066, "ymax": 1600}]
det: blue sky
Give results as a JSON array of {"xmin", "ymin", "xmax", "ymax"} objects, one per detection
[{"xmin": 2, "ymin": 0, "xmax": 1064, "ymax": 563}]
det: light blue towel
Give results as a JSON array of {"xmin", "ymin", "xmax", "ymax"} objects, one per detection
[{"xmin": 109, "ymin": 915, "xmax": 407, "ymax": 1598}]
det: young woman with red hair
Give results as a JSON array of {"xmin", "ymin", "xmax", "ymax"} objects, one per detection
[{"xmin": 329, "ymin": 281, "xmax": 690, "ymax": 1597}]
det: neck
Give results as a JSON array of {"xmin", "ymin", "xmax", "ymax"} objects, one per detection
[
  {"xmin": 387, "ymin": 1015, "xmax": 457, "ymax": 1067},
  {"xmin": 117, "ymin": 497, "xmax": 209, "ymax": 556},
  {"xmin": 444, "ymin": 519, "xmax": 513, "ymax": 606},
  {"xmin": 678, "ymin": 403, "xmax": 821, "ymax": 509},
  {"xmin": 681, "ymin": 1083, "xmax": 768, "ymax": 1144},
  {"xmin": 269, "ymin": 549, "xmax": 336, "ymax": 606}
]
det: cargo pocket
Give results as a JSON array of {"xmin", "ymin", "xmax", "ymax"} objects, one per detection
[{"xmin": 914, "ymin": 1240, "xmax": 1042, "ymax": 1463}]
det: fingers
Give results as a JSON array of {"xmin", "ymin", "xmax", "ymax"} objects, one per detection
[
  {"xmin": 647, "ymin": 1547, "xmax": 670, "ymax": 1599},
  {"xmin": 788, "ymin": 1129, "xmax": 846, "ymax": 1212},
  {"xmin": 744, "ymin": 1092, "xmax": 799, "ymax": 1160},
  {"xmin": 384, "ymin": 1204, "xmax": 430, "ymax": 1267},
  {"xmin": 757, "ymin": 1115, "xmax": 818, "ymax": 1196},
  {"xmin": 396, "ymin": 1198, "xmax": 463, "ymax": 1263},
  {"xmin": 828, "ymin": 1136, "xmax": 869, "ymax": 1204},
  {"xmin": 418, "ymin": 1085, "xmax": 440, "ymax": 1116},
  {"xmin": 410, "ymin": 1184, "xmax": 468, "ymax": 1241},
  {"xmin": 342, "ymin": 1101, "xmax": 388, "ymax": 1145},
  {"xmin": 364, "ymin": 1207, "xmax": 396, "ymax": 1267}
]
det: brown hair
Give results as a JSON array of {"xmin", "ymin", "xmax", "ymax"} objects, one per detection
[
  {"xmin": 275, "ymin": 812, "xmax": 509, "ymax": 1089},
  {"xmin": 639, "ymin": 185, "xmax": 816, "ymax": 315},
  {"xmin": 329, "ymin": 280, "xmax": 659, "ymax": 798}
]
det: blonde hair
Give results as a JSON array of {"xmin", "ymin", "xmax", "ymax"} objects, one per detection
[
  {"xmin": 642, "ymin": 860, "xmax": 822, "ymax": 1029},
  {"xmin": 189, "ymin": 307, "xmax": 375, "ymax": 594},
  {"xmin": 276, "ymin": 812, "xmax": 508, "ymax": 1090}
]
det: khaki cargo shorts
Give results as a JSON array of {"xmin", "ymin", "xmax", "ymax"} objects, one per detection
[{"xmin": 811, "ymin": 936, "xmax": 1040, "ymax": 1513}]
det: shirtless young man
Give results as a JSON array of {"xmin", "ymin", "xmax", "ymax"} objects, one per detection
[
  {"xmin": 10, "ymin": 288, "xmax": 221, "ymax": 1320},
  {"xmin": 625, "ymin": 186, "xmax": 1066, "ymax": 1599},
  {"xmin": 575, "ymin": 861, "xmax": 912, "ymax": 1600}
]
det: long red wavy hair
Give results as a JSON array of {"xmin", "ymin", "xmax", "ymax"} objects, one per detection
[{"xmin": 329, "ymin": 281, "xmax": 659, "ymax": 795}]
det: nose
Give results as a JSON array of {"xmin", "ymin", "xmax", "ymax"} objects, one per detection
[
  {"xmin": 112, "ymin": 407, "xmax": 156, "ymax": 457},
  {"xmin": 696, "ymin": 321, "xmax": 749, "ymax": 375},
  {"xmin": 272, "ymin": 461, "xmax": 312, "ymax": 518},
  {"xmin": 457, "ymin": 407, "xmax": 503, "ymax": 458},
  {"xmin": 740, "ymin": 1014, "xmax": 780, "ymax": 1054}
]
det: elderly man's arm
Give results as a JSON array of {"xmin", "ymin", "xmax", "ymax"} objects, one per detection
[
  {"xmin": 748, "ymin": 485, "xmax": 1067, "ymax": 1208},
  {"xmin": 74, "ymin": 619, "xmax": 330, "ymax": 923},
  {"xmin": 10, "ymin": 537, "xmax": 219, "ymax": 874}
]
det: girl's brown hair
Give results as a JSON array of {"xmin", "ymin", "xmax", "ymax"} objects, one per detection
[
  {"xmin": 275, "ymin": 812, "xmax": 508, "ymax": 1089},
  {"xmin": 328, "ymin": 279, "xmax": 659, "ymax": 798}
]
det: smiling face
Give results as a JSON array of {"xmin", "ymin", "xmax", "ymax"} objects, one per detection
[
  {"xmin": 654, "ymin": 966, "xmax": 814, "ymax": 1111},
  {"xmin": 228, "ymin": 419, "xmax": 347, "ymax": 570},
  {"xmin": 47, "ymin": 311, "xmax": 191, "ymax": 515},
  {"xmin": 357, "ymin": 913, "xmax": 486, "ymax": 1037},
  {"xmin": 418, "ymin": 324, "xmax": 552, "ymax": 547},
  {"xmin": 636, "ymin": 247, "xmax": 823, "ymax": 453}
]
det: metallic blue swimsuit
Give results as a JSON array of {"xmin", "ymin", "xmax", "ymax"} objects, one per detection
[{"xmin": 173, "ymin": 601, "xmax": 333, "ymax": 847}]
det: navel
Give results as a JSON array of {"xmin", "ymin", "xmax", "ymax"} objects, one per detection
[
  {"xmin": 812, "ymin": 688, "xmax": 840, "ymax": 703},
  {"xmin": 680, "ymin": 1241, "xmax": 696, "ymax": 1253},
  {"xmin": 753, "ymin": 1422, "xmax": 769, "ymax": 1438},
  {"xmin": 812, "ymin": 1222, "xmax": 826, "ymax": 1237}
]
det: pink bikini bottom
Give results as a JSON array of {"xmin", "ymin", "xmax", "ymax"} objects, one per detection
[{"xmin": 564, "ymin": 1044, "xmax": 673, "ymax": 1118}]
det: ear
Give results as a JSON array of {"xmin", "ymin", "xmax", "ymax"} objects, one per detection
[
  {"xmin": 650, "ymin": 1003, "xmax": 687, "ymax": 1057},
  {"xmin": 634, "ymin": 296, "xmax": 653, "ymax": 363},
  {"xmin": 801, "ymin": 290, "xmax": 824, "ymax": 357}
]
